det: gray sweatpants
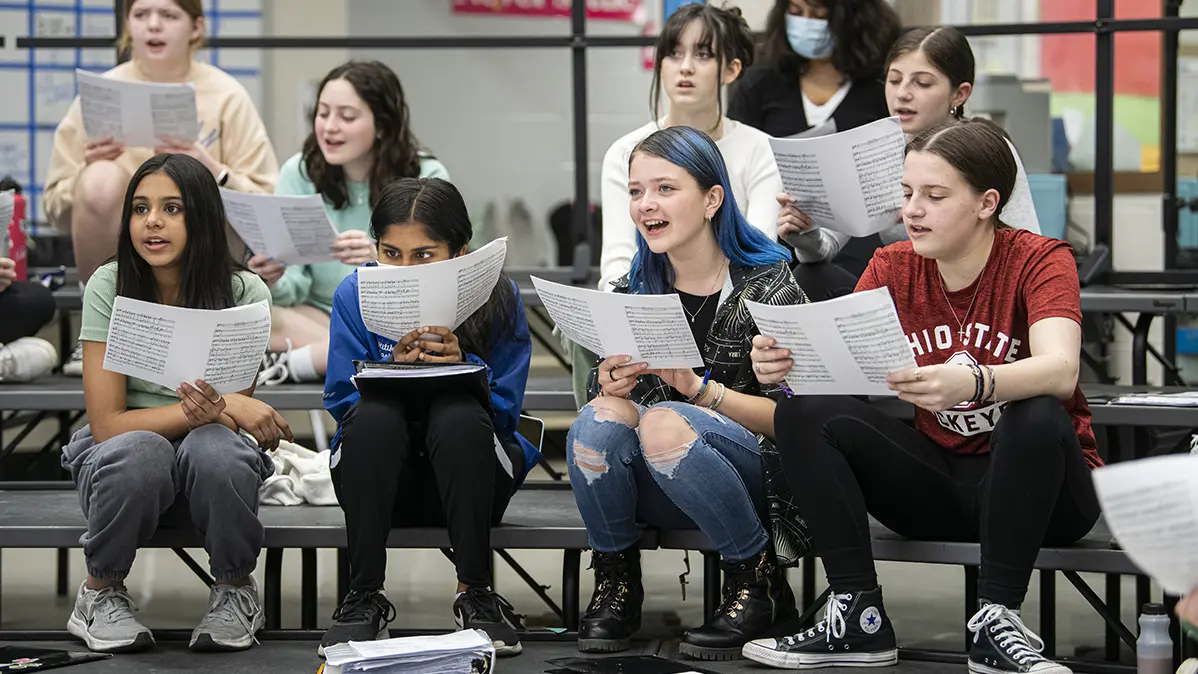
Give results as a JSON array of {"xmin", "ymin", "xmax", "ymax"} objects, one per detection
[{"xmin": 61, "ymin": 423, "xmax": 273, "ymax": 583}]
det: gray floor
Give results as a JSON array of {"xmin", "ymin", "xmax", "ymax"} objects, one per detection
[
  {"xmin": 0, "ymin": 542, "xmax": 1148, "ymax": 669},
  {"xmin": 3, "ymin": 640, "xmax": 969, "ymax": 673}
]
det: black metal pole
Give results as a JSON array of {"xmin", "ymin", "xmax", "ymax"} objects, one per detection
[
  {"xmin": 1093, "ymin": 0, "xmax": 1115, "ymax": 255},
  {"xmin": 1162, "ymin": 0, "xmax": 1182, "ymax": 378},
  {"xmin": 114, "ymin": 0, "xmax": 127, "ymax": 64},
  {"xmin": 1163, "ymin": 0, "xmax": 1181, "ymax": 270},
  {"xmin": 570, "ymin": 1, "xmax": 591, "ymax": 281}
]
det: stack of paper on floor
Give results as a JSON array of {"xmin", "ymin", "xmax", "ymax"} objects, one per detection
[{"xmin": 320, "ymin": 630, "xmax": 494, "ymax": 673}]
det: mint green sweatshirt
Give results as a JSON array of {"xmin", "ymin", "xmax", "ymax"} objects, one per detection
[{"xmin": 269, "ymin": 152, "xmax": 451, "ymax": 313}]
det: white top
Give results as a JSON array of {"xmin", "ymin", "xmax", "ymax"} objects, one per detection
[
  {"xmin": 802, "ymin": 81, "xmax": 852, "ymax": 129},
  {"xmin": 789, "ymin": 136, "xmax": 1042, "ymax": 263},
  {"xmin": 598, "ymin": 118, "xmax": 784, "ymax": 290}
]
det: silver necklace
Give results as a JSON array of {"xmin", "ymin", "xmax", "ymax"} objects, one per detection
[
  {"xmin": 937, "ymin": 267, "xmax": 983, "ymax": 344},
  {"xmin": 680, "ymin": 261, "xmax": 727, "ymax": 324}
]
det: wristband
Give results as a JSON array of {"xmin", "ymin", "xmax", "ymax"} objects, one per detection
[
  {"xmin": 216, "ymin": 166, "xmax": 230, "ymax": 186},
  {"xmin": 687, "ymin": 381, "xmax": 710, "ymax": 404},
  {"xmin": 984, "ymin": 365, "xmax": 996, "ymax": 402}
]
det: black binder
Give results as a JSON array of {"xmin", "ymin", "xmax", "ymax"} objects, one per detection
[
  {"xmin": 0, "ymin": 646, "xmax": 111, "ymax": 671},
  {"xmin": 351, "ymin": 361, "xmax": 492, "ymax": 413}
]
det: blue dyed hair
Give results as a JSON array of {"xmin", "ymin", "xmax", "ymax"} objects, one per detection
[{"xmin": 626, "ymin": 126, "xmax": 790, "ymax": 295}]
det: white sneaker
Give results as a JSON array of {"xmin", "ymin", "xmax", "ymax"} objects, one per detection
[
  {"xmin": 189, "ymin": 577, "xmax": 265, "ymax": 652},
  {"xmin": 0, "ymin": 337, "xmax": 58, "ymax": 382},
  {"xmin": 66, "ymin": 582, "xmax": 154, "ymax": 653},
  {"xmin": 61, "ymin": 341, "xmax": 83, "ymax": 377}
]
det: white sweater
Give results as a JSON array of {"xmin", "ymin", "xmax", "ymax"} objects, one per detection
[
  {"xmin": 788, "ymin": 136, "xmax": 1042, "ymax": 262},
  {"xmin": 597, "ymin": 118, "xmax": 784, "ymax": 290}
]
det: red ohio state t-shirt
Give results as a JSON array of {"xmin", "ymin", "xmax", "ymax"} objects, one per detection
[{"xmin": 855, "ymin": 228, "xmax": 1102, "ymax": 469}]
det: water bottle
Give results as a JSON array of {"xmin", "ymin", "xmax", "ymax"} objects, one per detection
[{"xmin": 1138, "ymin": 603, "xmax": 1173, "ymax": 674}]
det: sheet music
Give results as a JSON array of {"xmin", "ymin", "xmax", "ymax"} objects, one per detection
[
  {"xmin": 103, "ymin": 296, "xmax": 271, "ymax": 394},
  {"xmin": 356, "ymin": 238, "xmax": 507, "ymax": 341},
  {"xmin": 1093, "ymin": 455, "xmax": 1198, "ymax": 595},
  {"xmin": 219, "ymin": 190, "xmax": 338, "ymax": 265},
  {"xmin": 769, "ymin": 116, "xmax": 906, "ymax": 237},
  {"xmin": 0, "ymin": 191, "xmax": 14, "ymax": 258},
  {"xmin": 746, "ymin": 287, "xmax": 915, "ymax": 395},
  {"xmin": 76, "ymin": 69, "xmax": 199, "ymax": 148},
  {"xmin": 530, "ymin": 277, "xmax": 703, "ymax": 369}
]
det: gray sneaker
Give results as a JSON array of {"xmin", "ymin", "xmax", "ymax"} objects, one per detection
[
  {"xmin": 66, "ymin": 582, "xmax": 154, "ymax": 653},
  {"xmin": 190, "ymin": 578, "xmax": 265, "ymax": 652}
]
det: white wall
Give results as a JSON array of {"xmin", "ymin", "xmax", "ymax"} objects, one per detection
[{"xmin": 263, "ymin": 0, "xmax": 348, "ymax": 160}]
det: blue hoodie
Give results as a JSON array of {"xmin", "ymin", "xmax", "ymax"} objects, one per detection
[{"xmin": 323, "ymin": 266, "xmax": 540, "ymax": 479}]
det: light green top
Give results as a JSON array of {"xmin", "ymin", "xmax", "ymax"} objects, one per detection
[
  {"xmin": 269, "ymin": 152, "xmax": 451, "ymax": 314},
  {"xmin": 79, "ymin": 262, "xmax": 272, "ymax": 410}
]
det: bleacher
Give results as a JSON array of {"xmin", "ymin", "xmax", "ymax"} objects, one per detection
[{"xmin": 1, "ymin": 262, "xmax": 1196, "ymax": 673}]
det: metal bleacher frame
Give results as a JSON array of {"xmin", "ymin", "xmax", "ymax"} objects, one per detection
[{"xmin": 0, "ymin": 1, "xmax": 1197, "ymax": 671}]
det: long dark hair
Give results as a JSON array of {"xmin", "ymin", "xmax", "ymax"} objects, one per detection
[
  {"xmin": 650, "ymin": 3, "xmax": 755, "ymax": 123},
  {"xmin": 368, "ymin": 178, "xmax": 517, "ymax": 359},
  {"xmin": 627, "ymin": 127, "xmax": 790, "ymax": 295},
  {"xmin": 907, "ymin": 121, "xmax": 1017, "ymax": 229},
  {"xmin": 303, "ymin": 60, "xmax": 428, "ymax": 210},
  {"xmin": 761, "ymin": 0, "xmax": 900, "ymax": 81},
  {"xmin": 115, "ymin": 153, "xmax": 244, "ymax": 309},
  {"xmin": 886, "ymin": 26, "xmax": 975, "ymax": 118}
]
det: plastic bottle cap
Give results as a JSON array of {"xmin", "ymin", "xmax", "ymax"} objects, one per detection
[{"xmin": 1143, "ymin": 603, "xmax": 1167, "ymax": 615}]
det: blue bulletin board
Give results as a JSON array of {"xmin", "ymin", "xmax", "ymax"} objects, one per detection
[{"xmin": 0, "ymin": 0, "xmax": 263, "ymax": 232}]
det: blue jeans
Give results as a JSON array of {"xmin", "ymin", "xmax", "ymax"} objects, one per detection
[{"xmin": 566, "ymin": 398, "xmax": 769, "ymax": 562}]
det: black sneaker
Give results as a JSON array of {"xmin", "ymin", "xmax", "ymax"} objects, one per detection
[
  {"xmin": 742, "ymin": 586, "xmax": 898, "ymax": 669},
  {"xmin": 318, "ymin": 590, "xmax": 396, "ymax": 658},
  {"xmin": 453, "ymin": 586, "xmax": 523, "ymax": 657},
  {"xmin": 968, "ymin": 603, "xmax": 1071, "ymax": 674}
]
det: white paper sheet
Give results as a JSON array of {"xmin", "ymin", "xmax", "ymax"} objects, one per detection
[
  {"xmin": 76, "ymin": 69, "xmax": 199, "ymax": 148},
  {"xmin": 356, "ymin": 238, "xmax": 507, "ymax": 341},
  {"xmin": 323, "ymin": 629, "xmax": 492, "ymax": 667},
  {"xmin": 768, "ymin": 116, "xmax": 906, "ymax": 238},
  {"xmin": 0, "ymin": 191, "xmax": 14, "ymax": 258},
  {"xmin": 1093, "ymin": 454, "xmax": 1198, "ymax": 595},
  {"xmin": 219, "ymin": 190, "xmax": 338, "ymax": 265},
  {"xmin": 102, "ymin": 296, "xmax": 271, "ymax": 394},
  {"xmin": 745, "ymin": 287, "xmax": 915, "ymax": 396},
  {"xmin": 530, "ymin": 277, "xmax": 703, "ymax": 369}
]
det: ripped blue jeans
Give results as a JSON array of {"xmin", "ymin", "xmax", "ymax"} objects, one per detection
[{"xmin": 566, "ymin": 398, "xmax": 769, "ymax": 562}]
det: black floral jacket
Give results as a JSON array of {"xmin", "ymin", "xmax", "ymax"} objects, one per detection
[{"xmin": 587, "ymin": 261, "xmax": 814, "ymax": 566}]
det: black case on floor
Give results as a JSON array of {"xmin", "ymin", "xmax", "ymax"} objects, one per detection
[{"xmin": 0, "ymin": 646, "xmax": 111, "ymax": 671}]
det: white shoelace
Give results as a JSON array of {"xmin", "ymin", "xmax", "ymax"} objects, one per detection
[
  {"xmin": 257, "ymin": 339, "xmax": 293, "ymax": 387},
  {"xmin": 205, "ymin": 584, "xmax": 261, "ymax": 646},
  {"xmin": 93, "ymin": 586, "xmax": 141, "ymax": 625},
  {"xmin": 967, "ymin": 604, "xmax": 1047, "ymax": 666},
  {"xmin": 782, "ymin": 592, "xmax": 852, "ymax": 646}
]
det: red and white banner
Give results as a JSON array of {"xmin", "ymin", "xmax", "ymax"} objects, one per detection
[{"xmin": 451, "ymin": 0, "xmax": 643, "ymax": 22}]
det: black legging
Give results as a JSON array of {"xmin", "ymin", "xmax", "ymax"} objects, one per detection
[
  {"xmin": 774, "ymin": 394, "xmax": 1100, "ymax": 608},
  {"xmin": 331, "ymin": 389, "xmax": 524, "ymax": 591},
  {"xmin": 0, "ymin": 281, "xmax": 55, "ymax": 343}
]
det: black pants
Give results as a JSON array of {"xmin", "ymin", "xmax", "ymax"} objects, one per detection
[
  {"xmin": 0, "ymin": 281, "xmax": 55, "ymax": 343},
  {"xmin": 331, "ymin": 390, "xmax": 525, "ymax": 591},
  {"xmin": 793, "ymin": 261, "xmax": 860, "ymax": 303},
  {"xmin": 774, "ymin": 395, "xmax": 1100, "ymax": 608}
]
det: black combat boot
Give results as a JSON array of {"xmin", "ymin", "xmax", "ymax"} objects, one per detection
[
  {"xmin": 679, "ymin": 548, "xmax": 798, "ymax": 661},
  {"xmin": 577, "ymin": 549, "xmax": 643, "ymax": 653}
]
